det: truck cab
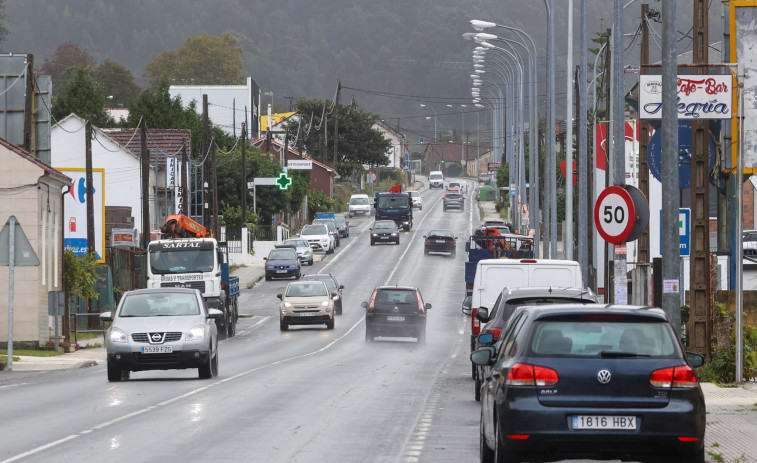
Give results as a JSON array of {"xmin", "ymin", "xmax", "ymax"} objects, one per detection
[{"xmin": 374, "ymin": 192, "xmax": 413, "ymax": 231}]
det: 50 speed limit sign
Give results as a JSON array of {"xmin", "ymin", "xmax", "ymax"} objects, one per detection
[{"xmin": 594, "ymin": 186, "xmax": 635, "ymax": 244}]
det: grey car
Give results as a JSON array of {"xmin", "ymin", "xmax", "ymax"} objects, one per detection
[
  {"xmin": 100, "ymin": 288, "xmax": 223, "ymax": 382},
  {"xmin": 279, "ymin": 238, "xmax": 314, "ymax": 266},
  {"xmin": 443, "ymin": 191, "xmax": 464, "ymax": 211}
]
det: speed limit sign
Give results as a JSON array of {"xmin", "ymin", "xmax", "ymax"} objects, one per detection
[{"xmin": 594, "ymin": 186, "xmax": 635, "ymax": 244}]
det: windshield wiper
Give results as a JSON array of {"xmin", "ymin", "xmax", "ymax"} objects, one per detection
[{"xmin": 600, "ymin": 351, "xmax": 651, "ymax": 358}]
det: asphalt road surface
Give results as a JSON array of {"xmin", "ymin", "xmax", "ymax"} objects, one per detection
[{"xmin": 0, "ymin": 180, "xmax": 630, "ymax": 463}]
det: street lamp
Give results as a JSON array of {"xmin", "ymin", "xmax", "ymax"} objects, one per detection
[{"xmin": 420, "ymin": 104, "xmax": 437, "ymax": 141}]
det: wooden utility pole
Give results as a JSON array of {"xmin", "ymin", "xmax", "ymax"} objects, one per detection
[
  {"xmin": 85, "ymin": 120, "xmax": 95, "ymax": 255},
  {"xmin": 333, "ymin": 81, "xmax": 340, "ymax": 168},
  {"xmin": 639, "ymin": 4, "xmax": 651, "ymax": 267},
  {"xmin": 23, "ymin": 54, "xmax": 33, "ymax": 152},
  {"xmin": 202, "ymin": 95, "xmax": 210, "ymax": 230},
  {"xmin": 140, "ymin": 115, "xmax": 149, "ymax": 249},
  {"xmin": 689, "ymin": 0, "xmax": 712, "ymax": 359},
  {"xmin": 211, "ymin": 142, "xmax": 219, "ymax": 238},
  {"xmin": 181, "ymin": 141, "xmax": 188, "ymax": 216},
  {"xmin": 241, "ymin": 121, "xmax": 248, "ymax": 225}
]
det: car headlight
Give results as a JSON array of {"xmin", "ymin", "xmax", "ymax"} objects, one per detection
[
  {"xmin": 372, "ymin": 233, "xmax": 378, "ymax": 237},
  {"xmin": 321, "ymin": 300, "xmax": 330, "ymax": 307},
  {"xmin": 265, "ymin": 265, "xmax": 274, "ymax": 271},
  {"xmin": 109, "ymin": 327, "xmax": 128, "ymax": 343},
  {"xmin": 333, "ymin": 295, "xmax": 340, "ymax": 300},
  {"xmin": 283, "ymin": 302, "xmax": 292, "ymax": 308},
  {"xmin": 186, "ymin": 324, "xmax": 206, "ymax": 341},
  {"xmin": 391, "ymin": 233, "xmax": 398, "ymax": 236}
]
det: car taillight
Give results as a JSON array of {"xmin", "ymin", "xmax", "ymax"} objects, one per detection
[
  {"xmin": 506, "ymin": 363, "xmax": 559, "ymax": 387},
  {"xmin": 367, "ymin": 291, "xmax": 378, "ymax": 312},
  {"xmin": 489, "ymin": 327, "xmax": 502, "ymax": 340},
  {"xmin": 416, "ymin": 291, "xmax": 425, "ymax": 313},
  {"xmin": 649, "ymin": 365, "xmax": 699, "ymax": 388},
  {"xmin": 472, "ymin": 308, "xmax": 480, "ymax": 335}
]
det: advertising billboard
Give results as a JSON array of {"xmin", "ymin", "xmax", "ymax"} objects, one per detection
[{"xmin": 59, "ymin": 168, "xmax": 105, "ymax": 263}]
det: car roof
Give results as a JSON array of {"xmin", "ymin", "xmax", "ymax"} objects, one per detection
[
  {"xmin": 428, "ymin": 229, "xmax": 453, "ymax": 235},
  {"xmin": 375, "ymin": 285, "xmax": 417, "ymax": 291},
  {"xmin": 499, "ymin": 286, "xmax": 596, "ymax": 301},
  {"xmin": 302, "ymin": 273, "xmax": 334, "ymax": 280},
  {"xmin": 374, "ymin": 220, "xmax": 396, "ymax": 226},
  {"xmin": 124, "ymin": 287, "xmax": 199, "ymax": 296},
  {"xmin": 514, "ymin": 303, "xmax": 668, "ymax": 321}
]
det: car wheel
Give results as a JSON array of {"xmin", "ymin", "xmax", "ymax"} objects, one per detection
[
  {"xmin": 218, "ymin": 315, "xmax": 229, "ymax": 340},
  {"xmin": 396, "ymin": 238, "xmax": 400, "ymax": 245},
  {"xmin": 308, "ymin": 258, "xmax": 314, "ymax": 266},
  {"xmin": 210, "ymin": 348, "xmax": 219, "ymax": 378},
  {"xmin": 295, "ymin": 271, "xmax": 301, "ymax": 280},
  {"xmin": 336, "ymin": 302, "xmax": 342, "ymax": 315},
  {"xmin": 370, "ymin": 240, "xmax": 375, "ymax": 246},
  {"xmin": 480, "ymin": 410, "xmax": 495, "ymax": 463},
  {"xmin": 424, "ymin": 248, "xmax": 429, "ymax": 255},
  {"xmin": 417, "ymin": 327, "xmax": 426, "ymax": 344},
  {"xmin": 443, "ymin": 207, "xmax": 447, "ymax": 211},
  {"xmin": 349, "ymin": 213, "xmax": 354, "ymax": 218},
  {"xmin": 228, "ymin": 312, "xmax": 236, "ymax": 337},
  {"xmin": 265, "ymin": 274, "xmax": 271, "ymax": 281},
  {"xmin": 673, "ymin": 447, "xmax": 705, "ymax": 463},
  {"xmin": 198, "ymin": 349, "xmax": 214, "ymax": 379},
  {"xmin": 365, "ymin": 329, "xmax": 374, "ymax": 342},
  {"xmin": 452, "ymin": 249, "xmax": 457, "ymax": 257},
  {"xmin": 472, "ymin": 362, "xmax": 477, "ymax": 380},
  {"xmin": 419, "ymin": 205, "xmax": 422, "ymax": 210},
  {"xmin": 326, "ymin": 318, "xmax": 334, "ymax": 330},
  {"xmin": 107, "ymin": 361, "xmax": 127, "ymax": 382},
  {"xmin": 280, "ymin": 320, "xmax": 289, "ymax": 331},
  {"xmin": 475, "ymin": 372, "xmax": 482, "ymax": 401},
  {"xmin": 494, "ymin": 421, "xmax": 522, "ymax": 463}
]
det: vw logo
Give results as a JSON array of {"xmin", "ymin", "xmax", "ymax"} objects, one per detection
[
  {"xmin": 597, "ymin": 369, "xmax": 612, "ymax": 384},
  {"xmin": 151, "ymin": 333, "xmax": 163, "ymax": 342},
  {"xmin": 393, "ymin": 307, "xmax": 399, "ymax": 312}
]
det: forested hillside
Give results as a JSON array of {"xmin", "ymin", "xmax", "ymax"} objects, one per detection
[{"xmin": 2, "ymin": 0, "xmax": 718, "ymax": 133}]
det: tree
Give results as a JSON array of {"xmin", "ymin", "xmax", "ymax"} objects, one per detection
[
  {"xmin": 94, "ymin": 60, "xmax": 141, "ymax": 108},
  {"xmin": 51, "ymin": 67, "xmax": 113, "ymax": 126},
  {"xmin": 287, "ymin": 98, "xmax": 390, "ymax": 179},
  {"xmin": 143, "ymin": 32, "xmax": 244, "ymax": 87},
  {"xmin": 39, "ymin": 42, "xmax": 96, "ymax": 97}
]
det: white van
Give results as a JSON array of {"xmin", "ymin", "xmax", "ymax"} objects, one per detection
[
  {"xmin": 471, "ymin": 259, "xmax": 583, "ymax": 313},
  {"xmin": 348, "ymin": 194, "xmax": 371, "ymax": 217},
  {"xmin": 429, "ymin": 171, "xmax": 444, "ymax": 189}
]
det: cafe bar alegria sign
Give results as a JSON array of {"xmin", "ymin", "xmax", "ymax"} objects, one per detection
[{"xmin": 639, "ymin": 74, "xmax": 733, "ymax": 120}]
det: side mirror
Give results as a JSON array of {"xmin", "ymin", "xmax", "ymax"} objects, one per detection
[
  {"xmin": 361, "ymin": 301, "xmax": 368, "ymax": 308},
  {"xmin": 338, "ymin": 284, "xmax": 344, "ymax": 290},
  {"xmin": 478, "ymin": 332, "xmax": 495, "ymax": 345},
  {"xmin": 687, "ymin": 352, "xmax": 705, "ymax": 368},
  {"xmin": 476, "ymin": 307, "xmax": 490, "ymax": 322},
  {"xmin": 331, "ymin": 291, "xmax": 338, "ymax": 298},
  {"xmin": 99, "ymin": 311, "xmax": 113, "ymax": 322},
  {"xmin": 424, "ymin": 302, "xmax": 432, "ymax": 311},
  {"xmin": 465, "ymin": 242, "xmax": 470, "ymax": 252},
  {"xmin": 423, "ymin": 235, "xmax": 427, "ymax": 239},
  {"xmin": 207, "ymin": 308, "xmax": 224, "ymax": 319},
  {"xmin": 263, "ymin": 257, "xmax": 268, "ymax": 261},
  {"xmin": 277, "ymin": 293, "xmax": 283, "ymax": 300},
  {"xmin": 470, "ymin": 346, "xmax": 496, "ymax": 365},
  {"xmin": 461, "ymin": 297, "xmax": 472, "ymax": 315}
]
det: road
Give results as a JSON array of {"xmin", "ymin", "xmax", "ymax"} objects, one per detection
[{"xmin": 0, "ymin": 182, "xmax": 484, "ymax": 463}]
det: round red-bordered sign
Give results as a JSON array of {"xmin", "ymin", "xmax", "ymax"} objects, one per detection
[{"xmin": 594, "ymin": 186, "xmax": 635, "ymax": 244}]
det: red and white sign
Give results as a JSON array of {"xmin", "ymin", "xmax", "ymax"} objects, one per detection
[
  {"xmin": 639, "ymin": 74, "xmax": 733, "ymax": 120},
  {"xmin": 594, "ymin": 186, "xmax": 635, "ymax": 244}
]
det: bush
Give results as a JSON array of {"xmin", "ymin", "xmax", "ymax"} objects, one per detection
[
  {"xmin": 696, "ymin": 315, "xmax": 757, "ymax": 383},
  {"xmin": 307, "ymin": 190, "xmax": 336, "ymax": 222}
]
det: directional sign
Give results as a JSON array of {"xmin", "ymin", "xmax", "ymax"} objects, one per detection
[
  {"xmin": 366, "ymin": 171, "xmax": 377, "ymax": 183},
  {"xmin": 276, "ymin": 173, "xmax": 292, "ymax": 190},
  {"xmin": 594, "ymin": 186, "xmax": 635, "ymax": 244},
  {"xmin": 253, "ymin": 177, "xmax": 277, "ymax": 186}
]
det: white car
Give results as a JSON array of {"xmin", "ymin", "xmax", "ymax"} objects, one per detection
[
  {"xmin": 348, "ymin": 194, "xmax": 372, "ymax": 217},
  {"xmin": 407, "ymin": 190, "xmax": 422, "ymax": 210},
  {"xmin": 299, "ymin": 223, "xmax": 335, "ymax": 254}
]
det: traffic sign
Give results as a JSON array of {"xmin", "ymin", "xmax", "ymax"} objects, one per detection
[
  {"xmin": 659, "ymin": 208, "xmax": 690, "ymax": 256},
  {"xmin": 594, "ymin": 186, "xmax": 635, "ymax": 244},
  {"xmin": 366, "ymin": 171, "xmax": 376, "ymax": 183}
]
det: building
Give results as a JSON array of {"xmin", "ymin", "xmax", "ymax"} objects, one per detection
[
  {"xmin": 374, "ymin": 120, "xmax": 406, "ymax": 170},
  {"xmin": 0, "ymin": 137, "xmax": 71, "ymax": 348}
]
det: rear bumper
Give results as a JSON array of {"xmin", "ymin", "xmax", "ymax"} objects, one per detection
[{"xmin": 366, "ymin": 317, "xmax": 425, "ymax": 337}]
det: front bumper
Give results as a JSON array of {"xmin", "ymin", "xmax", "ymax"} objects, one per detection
[
  {"xmin": 266, "ymin": 268, "xmax": 299, "ymax": 278},
  {"xmin": 106, "ymin": 349, "xmax": 211, "ymax": 371}
]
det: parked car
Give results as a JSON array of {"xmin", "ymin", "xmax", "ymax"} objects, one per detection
[
  {"xmin": 100, "ymin": 288, "xmax": 222, "ymax": 381},
  {"xmin": 264, "ymin": 248, "xmax": 301, "ymax": 281},
  {"xmin": 298, "ymin": 223, "xmax": 335, "ymax": 254},
  {"xmin": 348, "ymin": 194, "xmax": 372, "ymax": 217},
  {"xmin": 472, "ymin": 286, "xmax": 598, "ymax": 401},
  {"xmin": 472, "ymin": 304, "xmax": 706, "ymax": 463},
  {"xmin": 301, "ymin": 273, "xmax": 344, "ymax": 315},
  {"xmin": 370, "ymin": 220, "xmax": 400, "ymax": 245},
  {"xmin": 744, "ymin": 229, "xmax": 757, "ymax": 256},
  {"xmin": 362, "ymin": 286, "xmax": 431, "ymax": 342},
  {"xmin": 423, "ymin": 229, "xmax": 457, "ymax": 256},
  {"xmin": 277, "ymin": 280, "xmax": 335, "ymax": 331},
  {"xmin": 407, "ymin": 190, "xmax": 423, "ymax": 210},
  {"xmin": 443, "ymin": 191, "xmax": 464, "ymax": 211},
  {"xmin": 478, "ymin": 173, "xmax": 492, "ymax": 183},
  {"xmin": 277, "ymin": 238, "xmax": 314, "ymax": 266},
  {"xmin": 313, "ymin": 218, "xmax": 340, "ymax": 247}
]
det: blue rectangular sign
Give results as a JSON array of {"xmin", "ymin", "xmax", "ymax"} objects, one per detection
[{"xmin": 660, "ymin": 208, "xmax": 690, "ymax": 256}]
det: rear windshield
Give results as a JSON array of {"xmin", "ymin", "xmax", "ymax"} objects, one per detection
[
  {"xmin": 527, "ymin": 318, "xmax": 678, "ymax": 358},
  {"xmin": 446, "ymin": 194, "xmax": 462, "ymax": 199},
  {"xmin": 375, "ymin": 289, "xmax": 416, "ymax": 305}
]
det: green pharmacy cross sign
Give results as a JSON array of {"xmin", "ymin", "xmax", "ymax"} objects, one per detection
[{"xmin": 276, "ymin": 173, "xmax": 292, "ymax": 190}]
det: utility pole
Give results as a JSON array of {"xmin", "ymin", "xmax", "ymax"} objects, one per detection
[
  {"xmin": 689, "ymin": 0, "xmax": 712, "ymax": 358},
  {"xmin": 181, "ymin": 141, "xmax": 188, "ymax": 216},
  {"xmin": 241, "ymin": 121, "xmax": 247, "ymax": 225},
  {"xmin": 202, "ymin": 95, "xmax": 210, "ymax": 230},
  {"xmin": 211, "ymin": 141, "xmax": 219, "ymax": 238},
  {"xmin": 333, "ymin": 80, "xmax": 340, "ymax": 168},
  {"xmin": 604, "ymin": 27, "xmax": 613, "ymax": 299},
  {"xmin": 578, "ymin": 0, "xmax": 589, "ymax": 284},
  {"xmin": 637, "ymin": 4, "xmax": 652, "ymax": 304},
  {"xmin": 140, "ymin": 115, "xmax": 149, "ymax": 249},
  {"xmin": 85, "ymin": 120, "xmax": 95, "ymax": 255}
]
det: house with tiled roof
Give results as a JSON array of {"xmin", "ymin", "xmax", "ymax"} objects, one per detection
[
  {"xmin": 251, "ymin": 137, "xmax": 338, "ymax": 199},
  {"xmin": 423, "ymin": 141, "xmax": 491, "ymax": 178},
  {"xmin": 0, "ymin": 136, "xmax": 72, "ymax": 348}
]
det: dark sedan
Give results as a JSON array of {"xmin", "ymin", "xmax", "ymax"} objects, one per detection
[
  {"xmin": 443, "ymin": 191, "xmax": 464, "ymax": 211},
  {"xmin": 264, "ymin": 248, "xmax": 301, "ymax": 281},
  {"xmin": 362, "ymin": 286, "xmax": 431, "ymax": 342},
  {"xmin": 423, "ymin": 229, "xmax": 457, "ymax": 256},
  {"xmin": 472, "ymin": 304, "xmax": 706, "ymax": 463},
  {"xmin": 370, "ymin": 220, "xmax": 400, "ymax": 245},
  {"xmin": 301, "ymin": 273, "xmax": 344, "ymax": 315}
]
